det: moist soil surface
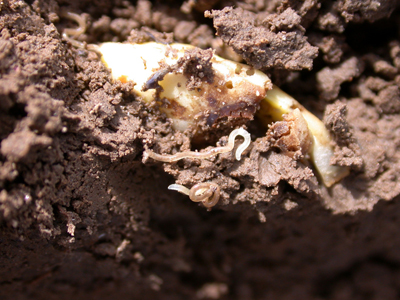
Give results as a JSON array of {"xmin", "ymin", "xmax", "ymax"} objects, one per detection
[{"xmin": 1, "ymin": 0, "xmax": 400, "ymax": 299}]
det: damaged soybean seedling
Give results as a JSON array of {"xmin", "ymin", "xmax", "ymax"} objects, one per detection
[
  {"xmin": 62, "ymin": 12, "xmax": 349, "ymax": 208},
  {"xmin": 98, "ymin": 42, "xmax": 349, "ymax": 188}
]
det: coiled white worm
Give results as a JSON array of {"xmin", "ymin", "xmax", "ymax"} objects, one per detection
[
  {"xmin": 144, "ymin": 128, "xmax": 251, "ymax": 162},
  {"xmin": 168, "ymin": 182, "xmax": 221, "ymax": 208}
]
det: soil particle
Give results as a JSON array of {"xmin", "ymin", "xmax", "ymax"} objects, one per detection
[
  {"xmin": 1, "ymin": 131, "xmax": 53, "ymax": 162},
  {"xmin": 323, "ymin": 101, "xmax": 363, "ymax": 169},
  {"xmin": 180, "ymin": 47, "xmax": 215, "ymax": 90},
  {"xmin": 205, "ymin": 6, "xmax": 319, "ymax": 70},
  {"xmin": 358, "ymin": 76, "xmax": 400, "ymax": 114},
  {"xmin": 173, "ymin": 20, "xmax": 197, "ymax": 42},
  {"xmin": 314, "ymin": 0, "xmax": 397, "ymax": 33},
  {"xmin": 316, "ymin": 5, "xmax": 346, "ymax": 33},
  {"xmin": 308, "ymin": 33, "xmax": 347, "ymax": 64},
  {"xmin": 364, "ymin": 53, "xmax": 398, "ymax": 79},
  {"xmin": 337, "ymin": 0, "xmax": 397, "ymax": 23},
  {"xmin": 282, "ymin": 0, "xmax": 321, "ymax": 28},
  {"xmin": 134, "ymin": 0, "xmax": 153, "ymax": 27},
  {"xmin": 316, "ymin": 56, "xmax": 364, "ymax": 101},
  {"xmin": 390, "ymin": 41, "xmax": 400, "ymax": 69},
  {"xmin": 263, "ymin": 7, "xmax": 302, "ymax": 31}
]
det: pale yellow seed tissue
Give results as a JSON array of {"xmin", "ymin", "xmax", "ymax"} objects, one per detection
[{"xmin": 99, "ymin": 42, "xmax": 271, "ymax": 132}]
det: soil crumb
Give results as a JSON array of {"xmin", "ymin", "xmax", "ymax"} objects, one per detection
[{"xmin": 206, "ymin": 7, "xmax": 319, "ymax": 70}]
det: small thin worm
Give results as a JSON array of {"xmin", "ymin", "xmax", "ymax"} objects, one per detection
[
  {"xmin": 60, "ymin": 11, "xmax": 87, "ymax": 37},
  {"xmin": 145, "ymin": 128, "xmax": 251, "ymax": 162},
  {"xmin": 168, "ymin": 182, "xmax": 221, "ymax": 208},
  {"xmin": 60, "ymin": 11, "xmax": 101, "ymax": 53}
]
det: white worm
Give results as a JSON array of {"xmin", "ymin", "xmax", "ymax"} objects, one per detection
[
  {"xmin": 145, "ymin": 128, "xmax": 251, "ymax": 162},
  {"xmin": 168, "ymin": 182, "xmax": 221, "ymax": 208},
  {"xmin": 60, "ymin": 11, "xmax": 86, "ymax": 37},
  {"xmin": 168, "ymin": 184, "xmax": 190, "ymax": 195},
  {"xmin": 231, "ymin": 128, "xmax": 251, "ymax": 161}
]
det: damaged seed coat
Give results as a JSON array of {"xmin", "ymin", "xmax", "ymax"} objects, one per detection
[
  {"xmin": 99, "ymin": 42, "xmax": 272, "ymax": 132},
  {"xmin": 99, "ymin": 41, "xmax": 349, "ymax": 187}
]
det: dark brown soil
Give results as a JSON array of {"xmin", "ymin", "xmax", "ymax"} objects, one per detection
[{"xmin": 1, "ymin": 0, "xmax": 400, "ymax": 299}]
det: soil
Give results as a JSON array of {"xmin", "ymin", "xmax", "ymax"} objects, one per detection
[{"xmin": 1, "ymin": 0, "xmax": 400, "ymax": 299}]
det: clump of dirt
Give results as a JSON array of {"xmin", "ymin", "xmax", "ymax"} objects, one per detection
[
  {"xmin": 205, "ymin": 7, "xmax": 319, "ymax": 70},
  {"xmin": 324, "ymin": 101, "xmax": 363, "ymax": 169},
  {"xmin": 1, "ymin": 0, "xmax": 400, "ymax": 299},
  {"xmin": 180, "ymin": 47, "xmax": 215, "ymax": 90}
]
